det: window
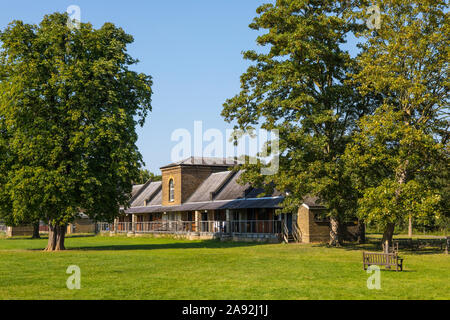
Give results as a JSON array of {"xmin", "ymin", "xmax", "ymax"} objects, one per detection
[{"xmin": 169, "ymin": 179, "xmax": 174, "ymax": 202}]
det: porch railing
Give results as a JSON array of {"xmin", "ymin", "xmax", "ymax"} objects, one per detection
[
  {"xmin": 97, "ymin": 220, "xmax": 281, "ymax": 235},
  {"xmin": 229, "ymin": 220, "xmax": 281, "ymax": 235}
]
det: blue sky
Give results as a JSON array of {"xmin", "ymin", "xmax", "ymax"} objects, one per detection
[{"xmin": 1, "ymin": 1, "xmax": 359, "ymax": 174}]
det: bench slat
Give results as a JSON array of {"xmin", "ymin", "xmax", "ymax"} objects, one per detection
[{"xmin": 363, "ymin": 251, "xmax": 403, "ymax": 271}]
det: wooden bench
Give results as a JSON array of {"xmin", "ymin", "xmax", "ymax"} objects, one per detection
[{"xmin": 363, "ymin": 251, "xmax": 403, "ymax": 271}]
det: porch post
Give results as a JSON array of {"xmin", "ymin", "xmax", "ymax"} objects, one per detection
[
  {"xmin": 113, "ymin": 218, "xmax": 118, "ymax": 235},
  {"xmin": 226, "ymin": 209, "xmax": 231, "ymax": 235},
  {"xmin": 194, "ymin": 210, "xmax": 201, "ymax": 233},
  {"xmin": 131, "ymin": 214, "xmax": 136, "ymax": 234}
]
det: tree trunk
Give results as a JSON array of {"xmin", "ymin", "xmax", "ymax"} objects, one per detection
[
  {"xmin": 408, "ymin": 215, "xmax": 412, "ymax": 237},
  {"xmin": 44, "ymin": 223, "xmax": 66, "ymax": 251},
  {"xmin": 357, "ymin": 220, "xmax": 366, "ymax": 244},
  {"xmin": 329, "ymin": 216, "xmax": 342, "ymax": 246},
  {"xmin": 382, "ymin": 223, "xmax": 395, "ymax": 249},
  {"xmin": 32, "ymin": 221, "xmax": 40, "ymax": 239},
  {"xmin": 45, "ymin": 224, "xmax": 57, "ymax": 251},
  {"xmin": 55, "ymin": 225, "xmax": 66, "ymax": 251}
]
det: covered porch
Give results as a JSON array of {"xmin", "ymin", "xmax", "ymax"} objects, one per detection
[{"xmin": 98, "ymin": 208, "xmax": 285, "ymax": 241}]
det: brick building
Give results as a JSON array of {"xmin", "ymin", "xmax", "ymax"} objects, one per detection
[{"xmin": 104, "ymin": 157, "xmax": 349, "ymax": 243}]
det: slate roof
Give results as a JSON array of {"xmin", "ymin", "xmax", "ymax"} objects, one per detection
[
  {"xmin": 125, "ymin": 166, "xmax": 284, "ymax": 214},
  {"xmin": 160, "ymin": 156, "xmax": 242, "ymax": 169},
  {"xmin": 211, "ymin": 170, "xmax": 283, "ymax": 201},
  {"xmin": 131, "ymin": 184, "xmax": 144, "ymax": 197},
  {"xmin": 124, "ymin": 158, "xmax": 322, "ymax": 214},
  {"xmin": 146, "ymin": 186, "xmax": 162, "ymax": 206},
  {"xmin": 303, "ymin": 196, "xmax": 325, "ymax": 208},
  {"xmin": 186, "ymin": 170, "xmax": 235, "ymax": 202},
  {"xmin": 212, "ymin": 170, "xmax": 249, "ymax": 200},
  {"xmin": 126, "ymin": 197, "xmax": 284, "ymax": 214},
  {"xmin": 130, "ymin": 181, "xmax": 162, "ymax": 207}
]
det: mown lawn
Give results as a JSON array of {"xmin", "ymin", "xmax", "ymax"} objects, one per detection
[{"xmin": 0, "ymin": 235, "xmax": 448, "ymax": 300}]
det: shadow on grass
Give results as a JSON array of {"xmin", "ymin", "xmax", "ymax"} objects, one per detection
[
  {"xmin": 75, "ymin": 240, "xmax": 263, "ymax": 251},
  {"xmin": 310, "ymin": 241, "xmax": 445, "ymax": 255},
  {"xmin": 395, "ymin": 249, "xmax": 447, "ymax": 255},
  {"xmin": 310, "ymin": 241, "xmax": 379, "ymax": 251},
  {"xmin": 3, "ymin": 234, "xmax": 96, "ymax": 240},
  {"xmin": 27, "ymin": 239, "xmax": 265, "ymax": 251}
]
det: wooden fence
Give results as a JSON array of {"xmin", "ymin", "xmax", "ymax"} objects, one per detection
[{"xmin": 378, "ymin": 237, "xmax": 449, "ymax": 253}]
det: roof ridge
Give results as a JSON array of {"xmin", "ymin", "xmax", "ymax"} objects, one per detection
[{"xmin": 160, "ymin": 156, "xmax": 243, "ymax": 169}]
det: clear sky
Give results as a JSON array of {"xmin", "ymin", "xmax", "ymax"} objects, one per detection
[{"xmin": 1, "ymin": 0, "xmax": 359, "ymax": 174}]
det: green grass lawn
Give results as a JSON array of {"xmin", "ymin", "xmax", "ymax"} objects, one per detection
[{"xmin": 0, "ymin": 235, "xmax": 448, "ymax": 300}]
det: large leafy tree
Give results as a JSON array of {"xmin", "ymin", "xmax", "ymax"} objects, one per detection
[
  {"xmin": 344, "ymin": 0, "xmax": 448, "ymax": 244},
  {"xmin": 0, "ymin": 13, "xmax": 152, "ymax": 250},
  {"xmin": 222, "ymin": 0, "xmax": 376, "ymax": 245}
]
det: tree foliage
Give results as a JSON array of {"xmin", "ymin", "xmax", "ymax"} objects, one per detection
[
  {"xmin": 222, "ymin": 0, "xmax": 377, "ymax": 245},
  {"xmin": 344, "ymin": 0, "xmax": 449, "ymax": 242},
  {"xmin": 135, "ymin": 169, "xmax": 162, "ymax": 184},
  {"xmin": 0, "ymin": 13, "xmax": 152, "ymax": 250}
]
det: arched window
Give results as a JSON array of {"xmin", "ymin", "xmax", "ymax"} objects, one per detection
[{"xmin": 169, "ymin": 179, "xmax": 174, "ymax": 202}]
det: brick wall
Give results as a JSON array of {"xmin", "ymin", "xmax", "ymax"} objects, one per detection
[
  {"xmin": 297, "ymin": 206, "xmax": 310, "ymax": 242},
  {"xmin": 161, "ymin": 166, "xmax": 182, "ymax": 205},
  {"xmin": 161, "ymin": 165, "xmax": 229, "ymax": 205},
  {"xmin": 297, "ymin": 206, "xmax": 330, "ymax": 243}
]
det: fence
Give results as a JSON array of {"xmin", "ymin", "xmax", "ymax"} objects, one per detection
[
  {"xmin": 386, "ymin": 238, "xmax": 450, "ymax": 253},
  {"xmin": 97, "ymin": 220, "xmax": 281, "ymax": 235},
  {"xmin": 229, "ymin": 220, "xmax": 281, "ymax": 234},
  {"xmin": 0, "ymin": 223, "xmax": 7, "ymax": 234},
  {"xmin": 39, "ymin": 225, "xmax": 49, "ymax": 233}
]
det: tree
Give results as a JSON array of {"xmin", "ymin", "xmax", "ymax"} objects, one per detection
[
  {"xmin": 32, "ymin": 221, "xmax": 40, "ymax": 239},
  {"xmin": 344, "ymin": 0, "xmax": 448, "ymax": 245},
  {"xmin": 135, "ymin": 169, "xmax": 162, "ymax": 184},
  {"xmin": 0, "ymin": 13, "xmax": 152, "ymax": 250},
  {"xmin": 222, "ymin": 0, "xmax": 375, "ymax": 245}
]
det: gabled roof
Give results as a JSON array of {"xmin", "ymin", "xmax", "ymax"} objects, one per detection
[
  {"xmin": 186, "ymin": 170, "xmax": 235, "ymax": 202},
  {"xmin": 160, "ymin": 156, "xmax": 242, "ymax": 169},
  {"xmin": 146, "ymin": 187, "xmax": 162, "ymax": 206},
  {"xmin": 125, "ymin": 167, "xmax": 285, "ymax": 214},
  {"xmin": 302, "ymin": 196, "xmax": 325, "ymax": 209},
  {"xmin": 211, "ymin": 170, "xmax": 281, "ymax": 200},
  {"xmin": 125, "ymin": 157, "xmax": 325, "ymax": 214},
  {"xmin": 130, "ymin": 181, "xmax": 162, "ymax": 207},
  {"xmin": 131, "ymin": 184, "xmax": 144, "ymax": 197}
]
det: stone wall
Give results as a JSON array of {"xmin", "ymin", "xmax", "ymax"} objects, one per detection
[{"xmin": 6, "ymin": 225, "xmax": 33, "ymax": 237}]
